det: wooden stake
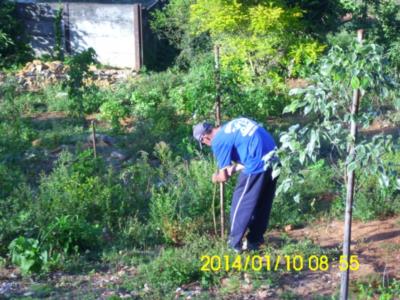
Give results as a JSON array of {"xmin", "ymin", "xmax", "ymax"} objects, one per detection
[
  {"xmin": 214, "ymin": 44, "xmax": 225, "ymax": 239},
  {"xmin": 340, "ymin": 28, "xmax": 363, "ymax": 300},
  {"xmin": 214, "ymin": 45, "xmax": 221, "ymax": 126},
  {"xmin": 91, "ymin": 120, "xmax": 97, "ymax": 158},
  {"xmin": 212, "ymin": 183, "xmax": 218, "ymax": 236}
]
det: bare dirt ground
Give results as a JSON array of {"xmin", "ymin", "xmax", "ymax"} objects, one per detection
[
  {"xmin": 1, "ymin": 216, "xmax": 399, "ymax": 299},
  {"xmin": 267, "ymin": 215, "xmax": 400, "ymax": 299}
]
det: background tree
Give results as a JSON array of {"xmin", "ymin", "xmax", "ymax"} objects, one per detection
[
  {"xmin": 150, "ymin": 0, "xmax": 212, "ymax": 69},
  {"xmin": 0, "ymin": 0, "xmax": 32, "ymax": 68}
]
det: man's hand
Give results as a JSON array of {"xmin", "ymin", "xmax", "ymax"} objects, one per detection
[
  {"xmin": 212, "ymin": 169, "xmax": 228, "ymax": 183},
  {"xmin": 212, "ymin": 164, "xmax": 245, "ymax": 183}
]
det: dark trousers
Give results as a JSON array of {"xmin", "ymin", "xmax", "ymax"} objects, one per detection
[{"xmin": 228, "ymin": 168, "xmax": 277, "ymax": 249}]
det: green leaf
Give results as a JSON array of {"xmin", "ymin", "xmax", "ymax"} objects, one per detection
[
  {"xmin": 378, "ymin": 174, "xmax": 390, "ymax": 188},
  {"xmin": 283, "ymin": 100, "xmax": 300, "ymax": 114},
  {"xmin": 347, "ymin": 161, "xmax": 357, "ymax": 173},
  {"xmin": 20, "ymin": 257, "xmax": 35, "ymax": 274},
  {"xmin": 304, "ymin": 105, "xmax": 312, "ymax": 115},
  {"xmin": 272, "ymin": 167, "xmax": 280, "ymax": 179},
  {"xmin": 293, "ymin": 194, "xmax": 300, "ymax": 204},
  {"xmin": 351, "ymin": 76, "xmax": 360, "ymax": 89},
  {"xmin": 299, "ymin": 150, "xmax": 306, "ymax": 165},
  {"xmin": 276, "ymin": 178, "xmax": 292, "ymax": 195},
  {"xmin": 360, "ymin": 77, "xmax": 370, "ymax": 89}
]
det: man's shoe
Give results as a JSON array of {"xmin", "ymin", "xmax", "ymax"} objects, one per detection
[
  {"xmin": 232, "ymin": 245, "xmax": 242, "ymax": 253},
  {"xmin": 244, "ymin": 240, "xmax": 264, "ymax": 251},
  {"xmin": 247, "ymin": 242, "xmax": 261, "ymax": 251},
  {"xmin": 228, "ymin": 241, "xmax": 243, "ymax": 253}
]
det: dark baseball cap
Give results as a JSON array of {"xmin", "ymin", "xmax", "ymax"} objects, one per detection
[{"xmin": 193, "ymin": 122, "xmax": 213, "ymax": 148}]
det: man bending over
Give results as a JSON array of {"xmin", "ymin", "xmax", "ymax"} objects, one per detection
[{"xmin": 193, "ymin": 117, "xmax": 279, "ymax": 252}]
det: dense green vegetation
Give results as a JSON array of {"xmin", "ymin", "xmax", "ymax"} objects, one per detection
[
  {"xmin": 1, "ymin": 0, "xmax": 400, "ymax": 298},
  {"xmin": 0, "ymin": 0, "xmax": 32, "ymax": 68}
]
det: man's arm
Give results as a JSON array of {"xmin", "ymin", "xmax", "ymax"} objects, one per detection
[
  {"xmin": 212, "ymin": 168, "xmax": 228, "ymax": 183},
  {"xmin": 212, "ymin": 163, "xmax": 244, "ymax": 183}
]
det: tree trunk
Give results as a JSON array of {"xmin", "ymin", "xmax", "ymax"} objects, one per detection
[
  {"xmin": 91, "ymin": 120, "xmax": 97, "ymax": 158},
  {"xmin": 340, "ymin": 28, "xmax": 364, "ymax": 300},
  {"xmin": 214, "ymin": 45, "xmax": 225, "ymax": 239}
]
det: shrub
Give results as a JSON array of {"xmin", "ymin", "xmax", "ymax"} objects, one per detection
[
  {"xmin": 120, "ymin": 216, "xmax": 161, "ymax": 249},
  {"xmin": 168, "ymin": 55, "xmax": 215, "ymax": 119},
  {"xmin": 150, "ymin": 0, "xmax": 211, "ymax": 68},
  {"xmin": 270, "ymin": 159, "xmax": 335, "ymax": 227},
  {"xmin": 0, "ymin": 183, "xmax": 34, "ymax": 256},
  {"xmin": 149, "ymin": 142, "xmax": 236, "ymax": 244},
  {"xmin": 39, "ymin": 215, "xmax": 102, "ymax": 255},
  {"xmin": 0, "ymin": 0, "xmax": 32, "ymax": 68},
  {"xmin": 0, "ymin": 164, "xmax": 24, "ymax": 199},
  {"xmin": 129, "ymin": 234, "xmax": 227, "ymax": 298},
  {"xmin": 129, "ymin": 69, "xmax": 182, "ymax": 118},
  {"xmin": 0, "ymin": 78, "xmax": 38, "ymax": 164},
  {"xmin": 99, "ymin": 97, "xmax": 128, "ymax": 131},
  {"xmin": 8, "ymin": 237, "xmax": 48, "ymax": 275},
  {"xmin": 62, "ymin": 48, "xmax": 97, "ymax": 117},
  {"xmin": 352, "ymin": 276, "xmax": 400, "ymax": 300},
  {"xmin": 353, "ymin": 152, "xmax": 400, "ymax": 221},
  {"xmin": 35, "ymin": 151, "xmax": 123, "ymax": 230}
]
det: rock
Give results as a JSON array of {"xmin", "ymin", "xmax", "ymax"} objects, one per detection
[
  {"xmin": 89, "ymin": 65, "xmax": 97, "ymax": 72},
  {"xmin": 220, "ymin": 277, "xmax": 230, "ymax": 287},
  {"xmin": 13, "ymin": 60, "xmax": 137, "ymax": 91},
  {"xmin": 101, "ymin": 134, "xmax": 116, "ymax": 146},
  {"xmin": 241, "ymin": 283, "xmax": 253, "ymax": 293},
  {"xmin": 32, "ymin": 59, "xmax": 42, "ymax": 66},
  {"xmin": 22, "ymin": 62, "xmax": 34, "ymax": 73},
  {"xmin": 101, "ymin": 291, "xmax": 115, "ymax": 297},
  {"xmin": 285, "ymin": 224, "xmax": 294, "ymax": 232},
  {"xmin": 0, "ymin": 282, "xmax": 19, "ymax": 295},
  {"xmin": 86, "ymin": 134, "xmax": 116, "ymax": 147},
  {"xmin": 143, "ymin": 283, "xmax": 150, "ymax": 292},
  {"xmin": 110, "ymin": 151, "xmax": 126, "ymax": 161},
  {"xmin": 32, "ymin": 138, "xmax": 42, "ymax": 147},
  {"xmin": 47, "ymin": 61, "xmax": 64, "ymax": 73},
  {"xmin": 50, "ymin": 145, "xmax": 69, "ymax": 155},
  {"xmin": 175, "ymin": 287, "xmax": 183, "ymax": 298},
  {"xmin": 35, "ymin": 64, "xmax": 42, "ymax": 73}
]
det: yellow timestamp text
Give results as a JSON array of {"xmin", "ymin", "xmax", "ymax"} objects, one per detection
[{"xmin": 200, "ymin": 255, "xmax": 360, "ymax": 272}]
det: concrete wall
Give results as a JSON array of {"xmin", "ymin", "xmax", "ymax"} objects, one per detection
[
  {"xmin": 17, "ymin": 2, "xmax": 149, "ymax": 69},
  {"xmin": 67, "ymin": 3, "xmax": 139, "ymax": 68},
  {"xmin": 17, "ymin": 3, "xmax": 60, "ymax": 56}
]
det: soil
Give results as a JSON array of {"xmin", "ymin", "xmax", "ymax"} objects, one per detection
[
  {"xmin": 1, "ymin": 216, "xmax": 399, "ymax": 299},
  {"xmin": 266, "ymin": 215, "xmax": 400, "ymax": 299},
  {"xmin": 1, "ymin": 113, "xmax": 398, "ymax": 299}
]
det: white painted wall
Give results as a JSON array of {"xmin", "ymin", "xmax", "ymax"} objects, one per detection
[
  {"xmin": 17, "ymin": 2, "xmax": 143, "ymax": 69},
  {"xmin": 68, "ymin": 4, "xmax": 137, "ymax": 69}
]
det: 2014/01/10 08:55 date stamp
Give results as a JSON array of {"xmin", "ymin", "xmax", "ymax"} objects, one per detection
[{"xmin": 200, "ymin": 255, "xmax": 360, "ymax": 272}]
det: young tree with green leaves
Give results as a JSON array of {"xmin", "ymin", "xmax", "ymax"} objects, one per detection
[{"xmin": 274, "ymin": 34, "xmax": 399, "ymax": 298}]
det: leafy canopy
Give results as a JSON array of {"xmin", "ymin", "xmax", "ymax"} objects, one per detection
[
  {"xmin": 275, "ymin": 40, "xmax": 399, "ymax": 198},
  {"xmin": 189, "ymin": 0, "xmax": 326, "ymax": 81}
]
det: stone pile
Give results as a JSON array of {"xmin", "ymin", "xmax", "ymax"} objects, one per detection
[
  {"xmin": 14, "ymin": 60, "xmax": 134, "ymax": 90},
  {"xmin": 16, "ymin": 60, "xmax": 68, "ymax": 89}
]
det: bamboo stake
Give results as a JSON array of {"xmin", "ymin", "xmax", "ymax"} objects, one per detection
[
  {"xmin": 214, "ymin": 44, "xmax": 225, "ymax": 239},
  {"xmin": 212, "ymin": 183, "xmax": 218, "ymax": 236},
  {"xmin": 91, "ymin": 120, "xmax": 97, "ymax": 158},
  {"xmin": 340, "ymin": 28, "xmax": 363, "ymax": 300}
]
